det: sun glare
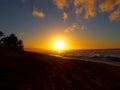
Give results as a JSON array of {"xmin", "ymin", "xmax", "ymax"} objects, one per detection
[{"xmin": 54, "ymin": 40, "xmax": 65, "ymax": 50}]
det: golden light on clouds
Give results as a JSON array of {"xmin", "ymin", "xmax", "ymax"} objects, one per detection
[
  {"xmin": 116, "ymin": 0, "xmax": 120, "ymax": 4},
  {"xmin": 63, "ymin": 12, "xmax": 68, "ymax": 21},
  {"xmin": 74, "ymin": 0, "xmax": 96, "ymax": 19},
  {"xmin": 29, "ymin": 0, "xmax": 120, "ymax": 21},
  {"xmin": 64, "ymin": 23, "xmax": 78, "ymax": 33},
  {"xmin": 74, "ymin": 0, "xmax": 120, "ymax": 20},
  {"xmin": 32, "ymin": 8, "xmax": 45, "ymax": 18},
  {"xmin": 75, "ymin": 7, "xmax": 83, "ymax": 15},
  {"xmin": 73, "ymin": 0, "xmax": 84, "ymax": 7},
  {"xmin": 99, "ymin": 0, "xmax": 120, "ymax": 21},
  {"xmin": 84, "ymin": 0, "xmax": 96, "ymax": 19},
  {"xmin": 99, "ymin": 0, "xmax": 115, "ymax": 12},
  {"xmin": 53, "ymin": 0, "xmax": 68, "ymax": 10},
  {"xmin": 98, "ymin": 0, "xmax": 120, "ymax": 11},
  {"xmin": 109, "ymin": 8, "xmax": 120, "ymax": 21},
  {"xmin": 64, "ymin": 23, "xmax": 86, "ymax": 33}
]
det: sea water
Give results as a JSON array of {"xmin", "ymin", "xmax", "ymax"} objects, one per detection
[{"xmin": 52, "ymin": 49, "xmax": 120, "ymax": 66}]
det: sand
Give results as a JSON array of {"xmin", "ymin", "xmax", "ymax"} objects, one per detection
[{"xmin": 0, "ymin": 50, "xmax": 120, "ymax": 90}]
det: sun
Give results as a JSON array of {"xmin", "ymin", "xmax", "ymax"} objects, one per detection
[{"xmin": 54, "ymin": 40, "xmax": 65, "ymax": 50}]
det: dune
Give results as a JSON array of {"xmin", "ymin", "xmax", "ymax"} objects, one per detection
[{"xmin": 0, "ymin": 49, "xmax": 120, "ymax": 90}]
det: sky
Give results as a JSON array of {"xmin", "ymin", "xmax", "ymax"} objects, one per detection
[{"xmin": 0, "ymin": 0, "xmax": 120, "ymax": 50}]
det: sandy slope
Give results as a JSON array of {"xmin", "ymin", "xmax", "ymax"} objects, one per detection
[{"xmin": 0, "ymin": 50, "xmax": 120, "ymax": 90}]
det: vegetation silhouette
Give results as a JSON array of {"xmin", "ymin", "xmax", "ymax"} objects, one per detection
[
  {"xmin": 0, "ymin": 31, "xmax": 4, "ymax": 37},
  {"xmin": 0, "ymin": 31, "xmax": 23, "ymax": 51},
  {"xmin": 0, "ymin": 31, "xmax": 4, "ymax": 46}
]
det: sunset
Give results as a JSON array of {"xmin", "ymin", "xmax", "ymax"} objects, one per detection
[
  {"xmin": 0, "ymin": 0, "xmax": 120, "ymax": 89},
  {"xmin": 54, "ymin": 40, "xmax": 65, "ymax": 50}
]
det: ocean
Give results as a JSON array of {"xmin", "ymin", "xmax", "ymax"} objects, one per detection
[{"xmin": 51, "ymin": 49, "xmax": 120, "ymax": 66}]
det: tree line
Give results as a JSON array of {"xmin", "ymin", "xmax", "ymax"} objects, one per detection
[{"xmin": 0, "ymin": 31, "xmax": 23, "ymax": 51}]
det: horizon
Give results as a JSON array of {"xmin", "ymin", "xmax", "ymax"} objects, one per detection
[
  {"xmin": 0, "ymin": 0, "xmax": 120, "ymax": 50},
  {"xmin": 24, "ymin": 47, "xmax": 120, "ymax": 52}
]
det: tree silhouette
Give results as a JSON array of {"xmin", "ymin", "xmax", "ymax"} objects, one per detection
[
  {"xmin": 17, "ymin": 40, "xmax": 24, "ymax": 50},
  {"xmin": 1, "ymin": 34, "xmax": 17, "ymax": 46},
  {"xmin": 0, "ymin": 31, "xmax": 4, "ymax": 37},
  {"xmin": 1, "ymin": 33, "xmax": 24, "ymax": 51},
  {"xmin": 0, "ymin": 31, "xmax": 4, "ymax": 46}
]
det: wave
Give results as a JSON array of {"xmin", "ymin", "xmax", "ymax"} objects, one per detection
[{"xmin": 52, "ymin": 49, "xmax": 120, "ymax": 65}]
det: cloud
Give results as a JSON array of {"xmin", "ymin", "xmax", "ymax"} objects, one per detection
[
  {"xmin": 75, "ymin": 7, "xmax": 83, "ymax": 15},
  {"xmin": 64, "ymin": 23, "xmax": 86, "ymax": 33},
  {"xmin": 74, "ymin": 0, "xmax": 96, "ymax": 19},
  {"xmin": 64, "ymin": 23, "xmax": 78, "ymax": 33},
  {"xmin": 116, "ymin": 0, "xmax": 120, "ymax": 4},
  {"xmin": 99, "ymin": 0, "xmax": 116, "ymax": 12},
  {"xmin": 81, "ymin": 24, "xmax": 86, "ymax": 31},
  {"xmin": 109, "ymin": 8, "xmax": 120, "ymax": 21},
  {"xmin": 63, "ymin": 12, "xmax": 68, "ymax": 21},
  {"xmin": 73, "ymin": 0, "xmax": 84, "ymax": 7},
  {"xmin": 53, "ymin": 0, "xmax": 68, "ymax": 10},
  {"xmin": 99, "ymin": 0, "xmax": 120, "ymax": 21},
  {"xmin": 84, "ymin": 0, "xmax": 96, "ymax": 19},
  {"xmin": 73, "ymin": 0, "xmax": 120, "ymax": 21},
  {"xmin": 32, "ymin": 8, "xmax": 45, "ymax": 18},
  {"xmin": 30, "ymin": 0, "xmax": 120, "ymax": 21}
]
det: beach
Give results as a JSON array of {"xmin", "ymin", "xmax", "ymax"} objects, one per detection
[{"xmin": 0, "ymin": 50, "xmax": 120, "ymax": 90}]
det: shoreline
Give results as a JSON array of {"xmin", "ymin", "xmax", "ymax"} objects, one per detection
[{"xmin": 50, "ymin": 54, "xmax": 120, "ymax": 66}]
